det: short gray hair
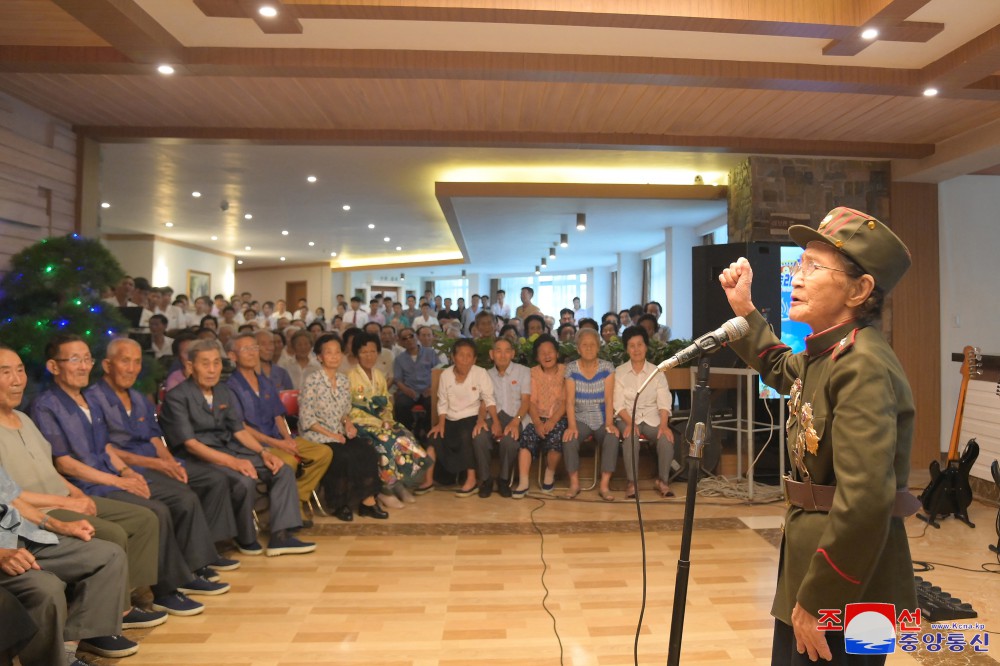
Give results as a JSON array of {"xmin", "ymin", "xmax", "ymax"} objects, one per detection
[
  {"xmin": 187, "ymin": 339, "xmax": 224, "ymax": 363},
  {"xmin": 106, "ymin": 336, "xmax": 141, "ymax": 359},
  {"xmin": 225, "ymin": 331, "xmax": 258, "ymax": 353},
  {"xmin": 574, "ymin": 327, "xmax": 601, "ymax": 347}
]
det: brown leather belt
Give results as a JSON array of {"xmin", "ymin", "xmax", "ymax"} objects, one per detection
[{"xmin": 783, "ymin": 477, "xmax": 921, "ymax": 518}]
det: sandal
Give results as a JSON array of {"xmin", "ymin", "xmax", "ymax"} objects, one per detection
[
  {"xmin": 598, "ymin": 489, "xmax": 615, "ymax": 502},
  {"xmin": 625, "ymin": 483, "xmax": 636, "ymax": 500},
  {"xmin": 563, "ymin": 487, "xmax": 581, "ymax": 500},
  {"xmin": 655, "ymin": 480, "xmax": 675, "ymax": 498}
]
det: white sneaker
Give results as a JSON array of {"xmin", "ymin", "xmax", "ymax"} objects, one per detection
[
  {"xmin": 378, "ymin": 493, "xmax": 404, "ymax": 509},
  {"xmin": 392, "ymin": 484, "xmax": 417, "ymax": 504}
]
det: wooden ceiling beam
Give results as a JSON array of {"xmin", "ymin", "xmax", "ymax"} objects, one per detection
[
  {"xmin": 72, "ymin": 125, "xmax": 935, "ymax": 160},
  {"xmin": 823, "ymin": 0, "xmax": 938, "ymax": 56},
  {"xmin": 922, "ymin": 23, "xmax": 1000, "ymax": 90},
  {"xmin": 193, "ymin": 0, "xmax": 302, "ymax": 34},
  {"xmin": 193, "ymin": 0, "xmax": 941, "ymax": 43},
  {"xmin": 48, "ymin": 0, "xmax": 184, "ymax": 63}
]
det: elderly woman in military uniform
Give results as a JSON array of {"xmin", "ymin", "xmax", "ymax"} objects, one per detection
[{"xmin": 719, "ymin": 207, "xmax": 919, "ymax": 666}]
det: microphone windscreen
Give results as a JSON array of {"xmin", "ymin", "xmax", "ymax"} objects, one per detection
[{"xmin": 722, "ymin": 316, "xmax": 750, "ymax": 342}]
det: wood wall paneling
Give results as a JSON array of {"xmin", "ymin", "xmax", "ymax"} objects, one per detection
[{"xmin": 889, "ymin": 181, "xmax": 941, "ymax": 469}]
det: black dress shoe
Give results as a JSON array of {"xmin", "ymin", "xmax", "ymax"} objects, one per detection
[
  {"xmin": 497, "ymin": 479, "xmax": 513, "ymax": 498},
  {"xmin": 334, "ymin": 506, "xmax": 353, "ymax": 522},
  {"xmin": 358, "ymin": 503, "xmax": 389, "ymax": 519},
  {"xmin": 478, "ymin": 479, "xmax": 494, "ymax": 498}
]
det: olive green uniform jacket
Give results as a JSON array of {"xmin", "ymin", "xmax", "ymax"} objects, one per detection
[{"xmin": 728, "ymin": 310, "xmax": 917, "ymax": 625}]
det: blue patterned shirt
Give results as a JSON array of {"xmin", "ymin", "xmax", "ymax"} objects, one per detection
[{"xmin": 565, "ymin": 359, "xmax": 614, "ymax": 430}]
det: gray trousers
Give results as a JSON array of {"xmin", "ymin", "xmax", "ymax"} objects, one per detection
[
  {"xmin": 615, "ymin": 418, "xmax": 674, "ymax": 483},
  {"xmin": 48, "ymin": 495, "xmax": 158, "ymax": 594},
  {"xmin": 183, "ymin": 459, "xmax": 238, "ymax": 544},
  {"xmin": 215, "ymin": 458, "xmax": 301, "ymax": 541},
  {"xmin": 473, "ymin": 412, "xmax": 519, "ymax": 481},
  {"xmin": 0, "ymin": 536, "xmax": 126, "ymax": 666},
  {"xmin": 563, "ymin": 420, "xmax": 621, "ymax": 475},
  {"xmin": 108, "ymin": 469, "xmax": 219, "ymax": 595}
]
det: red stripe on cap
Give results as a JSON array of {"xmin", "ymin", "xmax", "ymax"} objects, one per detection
[
  {"xmin": 816, "ymin": 548, "xmax": 860, "ymax": 584},
  {"xmin": 823, "ymin": 210, "xmax": 856, "ymax": 236}
]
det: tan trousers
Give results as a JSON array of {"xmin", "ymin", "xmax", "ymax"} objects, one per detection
[{"xmin": 269, "ymin": 438, "xmax": 333, "ymax": 515}]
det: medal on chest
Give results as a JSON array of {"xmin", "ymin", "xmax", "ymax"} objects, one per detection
[{"xmin": 787, "ymin": 377, "xmax": 820, "ymax": 464}]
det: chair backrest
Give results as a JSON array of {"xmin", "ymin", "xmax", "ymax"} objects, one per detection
[{"xmin": 279, "ymin": 389, "xmax": 300, "ymax": 417}]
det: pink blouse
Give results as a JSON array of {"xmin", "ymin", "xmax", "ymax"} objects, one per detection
[{"xmin": 530, "ymin": 363, "xmax": 565, "ymax": 419}]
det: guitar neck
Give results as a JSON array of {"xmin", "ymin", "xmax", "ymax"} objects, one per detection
[{"xmin": 947, "ymin": 346, "xmax": 981, "ymax": 463}]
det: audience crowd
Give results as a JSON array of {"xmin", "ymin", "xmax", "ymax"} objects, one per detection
[{"xmin": 1, "ymin": 274, "xmax": 676, "ymax": 665}]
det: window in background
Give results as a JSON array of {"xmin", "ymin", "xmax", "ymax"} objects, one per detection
[
  {"xmin": 498, "ymin": 272, "xmax": 588, "ymax": 318},
  {"xmin": 649, "ymin": 250, "xmax": 667, "ymax": 323},
  {"xmin": 432, "ymin": 278, "xmax": 468, "ymax": 305}
]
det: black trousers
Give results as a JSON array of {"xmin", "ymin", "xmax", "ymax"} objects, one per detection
[
  {"xmin": 772, "ymin": 619, "xmax": 887, "ymax": 666},
  {"xmin": 319, "ymin": 437, "xmax": 381, "ymax": 510}
]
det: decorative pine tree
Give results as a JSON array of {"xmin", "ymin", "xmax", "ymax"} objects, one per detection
[{"xmin": 0, "ymin": 233, "xmax": 127, "ymax": 390}]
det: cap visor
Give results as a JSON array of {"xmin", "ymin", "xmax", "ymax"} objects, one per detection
[{"xmin": 788, "ymin": 224, "xmax": 833, "ymax": 251}]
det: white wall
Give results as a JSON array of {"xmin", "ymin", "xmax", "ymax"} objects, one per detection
[
  {"xmin": 104, "ymin": 236, "xmax": 234, "ymax": 298},
  {"xmin": 591, "ymin": 265, "xmax": 612, "ymax": 319},
  {"xmin": 938, "ymin": 176, "xmax": 1000, "ymax": 464},
  {"xmin": 236, "ymin": 263, "xmax": 331, "ymax": 310},
  {"xmin": 664, "ymin": 226, "xmax": 696, "ymax": 338},
  {"xmin": 0, "ymin": 91, "xmax": 77, "ymax": 271},
  {"xmin": 616, "ymin": 251, "xmax": 642, "ymax": 310},
  {"xmin": 103, "ymin": 238, "xmax": 154, "ymax": 282}
]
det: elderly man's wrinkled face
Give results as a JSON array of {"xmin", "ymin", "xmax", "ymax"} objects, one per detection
[{"xmin": 189, "ymin": 349, "xmax": 223, "ymax": 389}]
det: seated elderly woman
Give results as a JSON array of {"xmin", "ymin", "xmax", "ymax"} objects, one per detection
[
  {"xmin": 348, "ymin": 332, "xmax": 429, "ymax": 507},
  {"xmin": 600, "ymin": 321, "xmax": 618, "ymax": 345},
  {"xmin": 523, "ymin": 314, "xmax": 547, "ymax": 338},
  {"xmin": 422, "ymin": 339, "xmax": 499, "ymax": 497},
  {"xmin": 513, "ymin": 334, "xmax": 567, "ymax": 498},
  {"xmin": 298, "ymin": 334, "xmax": 386, "ymax": 521},
  {"xmin": 561, "ymin": 328, "xmax": 619, "ymax": 501},
  {"xmin": 613, "ymin": 326, "xmax": 675, "ymax": 499}
]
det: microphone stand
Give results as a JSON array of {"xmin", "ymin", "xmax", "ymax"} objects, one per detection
[{"xmin": 667, "ymin": 351, "xmax": 714, "ymax": 666}]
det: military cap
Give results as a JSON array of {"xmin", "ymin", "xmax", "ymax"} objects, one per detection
[{"xmin": 789, "ymin": 206, "xmax": 911, "ymax": 293}]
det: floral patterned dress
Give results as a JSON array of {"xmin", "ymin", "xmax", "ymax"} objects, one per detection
[{"xmin": 348, "ymin": 365, "xmax": 429, "ymax": 487}]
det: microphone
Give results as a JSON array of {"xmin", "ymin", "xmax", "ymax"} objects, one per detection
[
  {"xmin": 657, "ymin": 316, "xmax": 750, "ymax": 371},
  {"xmin": 635, "ymin": 316, "xmax": 750, "ymax": 394}
]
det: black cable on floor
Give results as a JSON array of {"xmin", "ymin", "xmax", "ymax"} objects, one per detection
[
  {"xmin": 529, "ymin": 497, "xmax": 565, "ymax": 666},
  {"xmin": 627, "ymin": 393, "xmax": 648, "ymax": 666}
]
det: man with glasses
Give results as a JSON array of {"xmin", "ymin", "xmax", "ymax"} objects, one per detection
[
  {"xmin": 392, "ymin": 327, "xmax": 437, "ymax": 432},
  {"xmin": 226, "ymin": 333, "xmax": 331, "ymax": 528},
  {"xmin": 31, "ymin": 334, "xmax": 225, "ymax": 619}
]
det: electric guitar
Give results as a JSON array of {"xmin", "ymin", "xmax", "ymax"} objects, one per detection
[{"xmin": 918, "ymin": 345, "xmax": 982, "ymax": 528}]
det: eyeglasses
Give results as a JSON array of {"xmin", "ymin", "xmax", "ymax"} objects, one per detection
[
  {"xmin": 236, "ymin": 345, "xmax": 260, "ymax": 353},
  {"xmin": 55, "ymin": 356, "xmax": 95, "ymax": 366},
  {"xmin": 791, "ymin": 260, "xmax": 849, "ymax": 278},
  {"xmin": 398, "ymin": 334, "xmax": 414, "ymax": 340}
]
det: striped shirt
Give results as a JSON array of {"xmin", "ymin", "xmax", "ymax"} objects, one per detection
[{"xmin": 565, "ymin": 359, "xmax": 614, "ymax": 430}]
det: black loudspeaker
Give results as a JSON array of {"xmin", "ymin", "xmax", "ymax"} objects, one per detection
[{"xmin": 691, "ymin": 242, "xmax": 787, "ymax": 368}]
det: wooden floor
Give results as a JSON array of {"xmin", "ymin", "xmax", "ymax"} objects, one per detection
[{"xmin": 95, "ymin": 475, "xmax": 1000, "ymax": 666}]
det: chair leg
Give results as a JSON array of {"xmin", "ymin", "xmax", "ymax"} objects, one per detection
[
  {"xmin": 311, "ymin": 489, "xmax": 327, "ymax": 516},
  {"xmin": 583, "ymin": 443, "xmax": 600, "ymax": 491}
]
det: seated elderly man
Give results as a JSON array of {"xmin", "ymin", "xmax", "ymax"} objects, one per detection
[
  {"xmin": 226, "ymin": 333, "xmax": 332, "ymax": 528},
  {"xmin": 392, "ymin": 327, "xmax": 438, "ymax": 432},
  {"xmin": 86, "ymin": 338, "xmax": 241, "ymax": 577},
  {"xmin": 31, "ymin": 335, "xmax": 227, "ymax": 616},
  {"xmin": 1, "ymin": 466, "xmax": 133, "ymax": 665},
  {"xmin": 160, "ymin": 339, "xmax": 316, "ymax": 557},
  {"xmin": 0, "ymin": 345, "xmax": 167, "ymax": 632},
  {"xmin": 254, "ymin": 329, "xmax": 293, "ymax": 392}
]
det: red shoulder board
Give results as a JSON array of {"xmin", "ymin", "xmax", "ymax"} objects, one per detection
[{"xmin": 831, "ymin": 328, "xmax": 860, "ymax": 361}]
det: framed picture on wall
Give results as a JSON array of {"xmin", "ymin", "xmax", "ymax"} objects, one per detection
[{"xmin": 187, "ymin": 270, "xmax": 211, "ymax": 299}]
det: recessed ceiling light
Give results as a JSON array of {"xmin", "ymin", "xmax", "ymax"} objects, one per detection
[
  {"xmin": 279, "ymin": 256, "xmax": 286, "ymax": 262},
  {"xmin": 395, "ymin": 246, "xmax": 402, "ymax": 251},
  {"xmin": 923, "ymin": 87, "xmax": 939, "ymax": 97},
  {"xmin": 100, "ymin": 202, "xmax": 111, "ymax": 209},
  {"xmin": 258, "ymin": 5, "xmax": 278, "ymax": 18},
  {"xmin": 164, "ymin": 221, "xmax": 174, "ymax": 228},
  {"xmin": 367, "ymin": 223, "xmax": 375, "ymax": 229},
  {"xmin": 306, "ymin": 175, "xmax": 317, "ymax": 183},
  {"xmin": 237, "ymin": 259, "xmax": 244, "ymax": 265},
  {"xmin": 383, "ymin": 237, "xmax": 390, "ymax": 242},
  {"xmin": 244, "ymin": 245, "xmax": 252, "ymax": 251},
  {"xmin": 308, "ymin": 241, "xmax": 315, "ymax": 246},
  {"xmin": 244, "ymin": 213, "xmax": 252, "ymax": 220},
  {"xmin": 343, "ymin": 205, "xmax": 351, "ymax": 211},
  {"xmin": 281, "ymin": 230, "xmax": 289, "ymax": 236},
  {"xmin": 861, "ymin": 28, "xmax": 879, "ymax": 40},
  {"xmin": 192, "ymin": 191, "xmax": 201, "ymax": 198},
  {"xmin": 157, "ymin": 64, "xmax": 175, "ymax": 75},
  {"xmin": 330, "ymin": 252, "xmax": 337, "ymax": 257},
  {"xmin": 210, "ymin": 235, "xmax": 218, "ymax": 241}
]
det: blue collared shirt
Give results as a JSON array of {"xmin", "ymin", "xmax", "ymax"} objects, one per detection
[
  {"xmin": 264, "ymin": 363, "xmax": 294, "ymax": 393},
  {"xmin": 0, "ymin": 466, "xmax": 58, "ymax": 547},
  {"xmin": 392, "ymin": 346, "xmax": 438, "ymax": 393},
  {"xmin": 85, "ymin": 380, "xmax": 165, "ymax": 465},
  {"xmin": 227, "ymin": 370, "xmax": 285, "ymax": 440},
  {"xmin": 31, "ymin": 386, "xmax": 119, "ymax": 497}
]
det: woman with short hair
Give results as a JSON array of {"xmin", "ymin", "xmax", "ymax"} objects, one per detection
[{"xmin": 513, "ymin": 335, "xmax": 567, "ymax": 498}]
